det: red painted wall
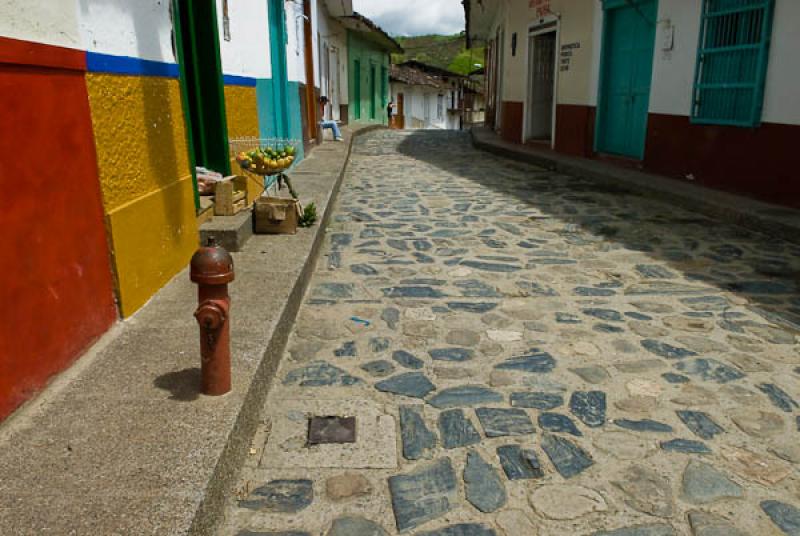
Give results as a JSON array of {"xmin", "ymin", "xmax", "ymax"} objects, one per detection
[
  {"xmin": 0, "ymin": 39, "xmax": 117, "ymax": 421},
  {"xmin": 645, "ymin": 113, "xmax": 800, "ymax": 208},
  {"xmin": 500, "ymin": 101, "xmax": 524, "ymax": 143},
  {"xmin": 555, "ymin": 104, "xmax": 595, "ymax": 157}
]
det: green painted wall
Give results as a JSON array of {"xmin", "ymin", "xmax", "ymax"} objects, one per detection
[{"xmin": 347, "ymin": 31, "xmax": 390, "ymax": 126}]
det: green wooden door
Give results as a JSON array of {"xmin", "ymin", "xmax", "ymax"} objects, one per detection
[
  {"xmin": 353, "ymin": 59, "xmax": 361, "ymax": 119},
  {"xmin": 173, "ymin": 0, "xmax": 230, "ymax": 178},
  {"xmin": 369, "ymin": 64, "xmax": 377, "ymax": 119},
  {"xmin": 596, "ymin": 0, "xmax": 658, "ymax": 159}
]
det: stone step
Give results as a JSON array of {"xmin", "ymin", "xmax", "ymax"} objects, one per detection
[{"xmin": 199, "ymin": 208, "xmax": 253, "ymax": 252}]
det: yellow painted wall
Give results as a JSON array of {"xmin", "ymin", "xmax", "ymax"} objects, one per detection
[
  {"xmin": 86, "ymin": 73, "xmax": 198, "ymax": 316},
  {"xmin": 224, "ymin": 84, "xmax": 263, "ymax": 203},
  {"xmin": 224, "ymin": 85, "xmax": 259, "ymax": 140}
]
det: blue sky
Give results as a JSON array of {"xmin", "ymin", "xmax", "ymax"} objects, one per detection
[{"xmin": 352, "ymin": 0, "xmax": 465, "ymax": 36}]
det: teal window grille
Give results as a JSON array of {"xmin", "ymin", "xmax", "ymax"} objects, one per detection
[{"xmin": 692, "ymin": 0, "xmax": 774, "ymax": 126}]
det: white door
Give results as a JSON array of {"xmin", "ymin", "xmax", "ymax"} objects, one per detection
[
  {"xmin": 526, "ymin": 30, "xmax": 556, "ymax": 141},
  {"xmin": 319, "ymin": 41, "xmax": 329, "ymax": 118},
  {"xmin": 329, "ymin": 47, "xmax": 340, "ymax": 121}
]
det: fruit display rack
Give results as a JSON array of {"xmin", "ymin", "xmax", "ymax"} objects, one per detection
[{"xmin": 229, "ymin": 137, "xmax": 301, "ymax": 197}]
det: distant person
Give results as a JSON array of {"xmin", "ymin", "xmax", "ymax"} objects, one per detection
[
  {"xmin": 387, "ymin": 100, "xmax": 394, "ymax": 127},
  {"xmin": 318, "ymin": 95, "xmax": 342, "ymax": 141}
]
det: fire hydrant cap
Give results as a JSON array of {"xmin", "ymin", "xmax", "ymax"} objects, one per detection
[{"xmin": 190, "ymin": 240, "xmax": 235, "ymax": 285}]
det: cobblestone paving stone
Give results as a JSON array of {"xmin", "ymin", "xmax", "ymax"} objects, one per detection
[{"xmin": 220, "ymin": 131, "xmax": 800, "ymax": 535}]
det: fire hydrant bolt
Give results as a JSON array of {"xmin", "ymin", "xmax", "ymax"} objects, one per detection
[
  {"xmin": 195, "ymin": 300, "xmax": 227, "ymax": 332},
  {"xmin": 190, "ymin": 238, "xmax": 234, "ymax": 396}
]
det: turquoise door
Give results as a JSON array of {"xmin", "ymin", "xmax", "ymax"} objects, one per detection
[
  {"xmin": 268, "ymin": 0, "xmax": 290, "ymax": 138},
  {"xmin": 369, "ymin": 64, "xmax": 377, "ymax": 119},
  {"xmin": 596, "ymin": 0, "xmax": 658, "ymax": 159}
]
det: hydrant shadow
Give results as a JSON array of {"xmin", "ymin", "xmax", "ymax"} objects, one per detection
[{"xmin": 154, "ymin": 368, "xmax": 202, "ymax": 402}]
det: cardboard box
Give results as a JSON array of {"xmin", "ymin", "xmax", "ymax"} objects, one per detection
[{"xmin": 253, "ymin": 197, "xmax": 301, "ymax": 234}]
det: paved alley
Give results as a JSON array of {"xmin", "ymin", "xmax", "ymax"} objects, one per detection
[{"xmin": 220, "ymin": 130, "xmax": 800, "ymax": 536}]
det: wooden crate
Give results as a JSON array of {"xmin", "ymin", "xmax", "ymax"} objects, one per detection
[{"xmin": 214, "ymin": 176, "xmax": 248, "ymax": 216}]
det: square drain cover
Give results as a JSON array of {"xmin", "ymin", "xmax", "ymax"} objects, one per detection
[{"xmin": 308, "ymin": 416, "xmax": 356, "ymax": 445}]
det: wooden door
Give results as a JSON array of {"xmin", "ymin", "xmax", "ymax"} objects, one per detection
[
  {"xmin": 397, "ymin": 93, "xmax": 405, "ymax": 129},
  {"xmin": 596, "ymin": 0, "xmax": 658, "ymax": 159},
  {"xmin": 302, "ymin": 0, "xmax": 317, "ymax": 140},
  {"xmin": 526, "ymin": 31, "xmax": 556, "ymax": 141}
]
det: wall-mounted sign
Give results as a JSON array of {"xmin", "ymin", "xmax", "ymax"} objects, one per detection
[
  {"xmin": 529, "ymin": 0, "xmax": 551, "ymax": 18},
  {"xmin": 559, "ymin": 42, "xmax": 580, "ymax": 72}
]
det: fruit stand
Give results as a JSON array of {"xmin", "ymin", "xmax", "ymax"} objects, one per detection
[
  {"xmin": 230, "ymin": 137, "xmax": 300, "ymax": 198},
  {"xmin": 229, "ymin": 137, "xmax": 315, "ymax": 233}
]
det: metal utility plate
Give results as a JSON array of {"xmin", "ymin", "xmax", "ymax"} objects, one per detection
[{"xmin": 307, "ymin": 416, "xmax": 356, "ymax": 445}]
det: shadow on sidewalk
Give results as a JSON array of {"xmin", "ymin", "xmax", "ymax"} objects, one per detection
[
  {"xmin": 154, "ymin": 368, "xmax": 202, "ymax": 401},
  {"xmin": 394, "ymin": 129, "xmax": 800, "ymax": 334}
]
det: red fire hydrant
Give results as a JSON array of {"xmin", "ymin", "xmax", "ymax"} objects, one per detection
[{"xmin": 190, "ymin": 237, "xmax": 234, "ymax": 396}]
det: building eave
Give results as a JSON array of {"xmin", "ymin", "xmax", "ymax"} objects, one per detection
[
  {"xmin": 323, "ymin": 0, "xmax": 353, "ymax": 17},
  {"xmin": 463, "ymin": 0, "xmax": 499, "ymax": 47},
  {"xmin": 338, "ymin": 12, "xmax": 404, "ymax": 54}
]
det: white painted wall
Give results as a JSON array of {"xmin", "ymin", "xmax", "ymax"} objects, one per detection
[
  {"xmin": 216, "ymin": 0, "xmax": 271, "ymax": 78},
  {"xmin": 0, "ymin": 0, "xmax": 81, "ymax": 49},
  {"xmin": 588, "ymin": 4, "xmax": 603, "ymax": 107},
  {"xmin": 78, "ymin": 0, "xmax": 175, "ymax": 62},
  {"xmin": 486, "ymin": 0, "xmax": 597, "ymax": 106},
  {"xmin": 755, "ymin": 0, "xmax": 800, "ymax": 125},
  {"xmin": 391, "ymin": 82, "xmax": 459, "ymax": 130},
  {"xmin": 647, "ymin": 0, "xmax": 800, "ymax": 125},
  {"xmin": 314, "ymin": 0, "xmax": 349, "ymax": 116},
  {"xmin": 649, "ymin": 0, "xmax": 702, "ymax": 117},
  {"xmin": 311, "ymin": 0, "xmax": 320, "ymax": 87},
  {"xmin": 285, "ymin": 0, "xmax": 306, "ymax": 83}
]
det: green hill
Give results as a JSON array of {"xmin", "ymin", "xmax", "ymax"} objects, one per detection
[{"xmin": 393, "ymin": 33, "xmax": 484, "ymax": 76}]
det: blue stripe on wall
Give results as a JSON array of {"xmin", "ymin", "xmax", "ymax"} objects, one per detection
[
  {"xmin": 86, "ymin": 52, "xmax": 259, "ymax": 87},
  {"xmin": 223, "ymin": 74, "xmax": 257, "ymax": 87},
  {"xmin": 86, "ymin": 52, "xmax": 180, "ymax": 77}
]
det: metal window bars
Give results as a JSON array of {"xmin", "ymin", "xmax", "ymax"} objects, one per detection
[{"xmin": 691, "ymin": 0, "xmax": 774, "ymax": 126}]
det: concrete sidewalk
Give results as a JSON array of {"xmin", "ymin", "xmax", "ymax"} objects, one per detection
[
  {"xmin": 0, "ymin": 125, "xmax": 380, "ymax": 535},
  {"xmin": 471, "ymin": 126, "xmax": 800, "ymax": 245}
]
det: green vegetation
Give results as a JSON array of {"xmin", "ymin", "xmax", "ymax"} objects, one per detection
[
  {"xmin": 298, "ymin": 202, "xmax": 318, "ymax": 228},
  {"xmin": 393, "ymin": 33, "xmax": 484, "ymax": 76}
]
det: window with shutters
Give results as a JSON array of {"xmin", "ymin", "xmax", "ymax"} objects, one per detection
[{"xmin": 691, "ymin": 0, "xmax": 775, "ymax": 126}]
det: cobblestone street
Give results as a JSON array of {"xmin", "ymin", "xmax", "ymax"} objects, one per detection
[{"xmin": 220, "ymin": 130, "xmax": 800, "ymax": 535}]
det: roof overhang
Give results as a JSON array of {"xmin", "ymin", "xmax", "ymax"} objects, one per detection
[
  {"xmin": 464, "ymin": 0, "xmax": 502, "ymax": 47},
  {"xmin": 323, "ymin": 0, "xmax": 353, "ymax": 17},
  {"xmin": 338, "ymin": 12, "xmax": 404, "ymax": 54}
]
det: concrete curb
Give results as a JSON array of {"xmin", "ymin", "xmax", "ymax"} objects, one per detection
[
  {"xmin": 470, "ymin": 127, "xmax": 800, "ymax": 245},
  {"xmin": 0, "ymin": 125, "xmax": 385, "ymax": 536},
  {"xmin": 189, "ymin": 124, "xmax": 384, "ymax": 535}
]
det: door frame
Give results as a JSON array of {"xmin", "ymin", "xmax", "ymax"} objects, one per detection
[
  {"xmin": 302, "ymin": 0, "xmax": 317, "ymax": 141},
  {"xmin": 594, "ymin": 0, "xmax": 658, "ymax": 159},
  {"xmin": 397, "ymin": 92, "xmax": 405, "ymax": 129},
  {"xmin": 523, "ymin": 17, "xmax": 560, "ymax": 146},
  {"xmin": 172, "ymin": 0, "xmax": 230, "ymax": 210}
]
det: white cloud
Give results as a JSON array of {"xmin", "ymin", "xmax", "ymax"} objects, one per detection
[{"xmin": 352, "ymin": 0, "xmax": 465, "ymax": 36}]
